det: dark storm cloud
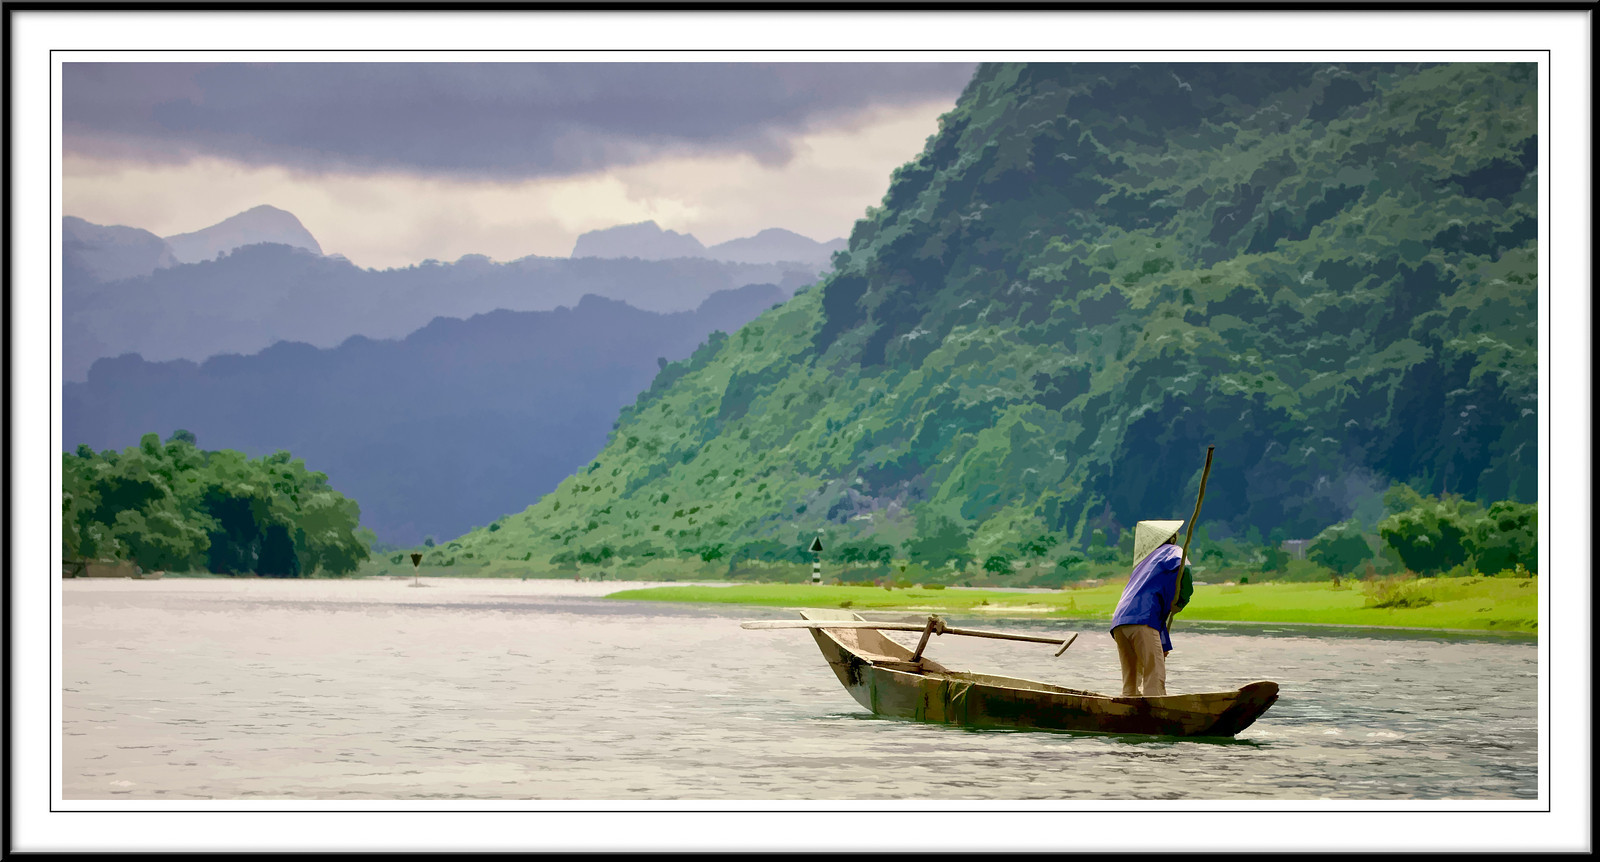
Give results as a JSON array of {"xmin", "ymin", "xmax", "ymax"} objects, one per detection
[{"xmin": 63, "ymin": 62, "xmax": 977, "ymax": 179}]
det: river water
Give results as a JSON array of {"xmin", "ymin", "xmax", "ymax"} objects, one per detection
[{"xmin": 60, "ymin": 577, "xmax": 1539, "ymax": 802}]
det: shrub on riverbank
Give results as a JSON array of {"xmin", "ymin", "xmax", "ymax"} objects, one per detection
[
  {"xmin": 1362, "ymin": 575, "xmax": 1435, "ymax": 609},
  {"xmin": 1378, "ymin": 489, "xmax": 1537, "ymax": 577}
]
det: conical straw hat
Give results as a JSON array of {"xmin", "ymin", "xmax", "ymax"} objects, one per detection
[{"xmin": 1132, "ymin": 520, "xmax": 1186, "ymax": 565}]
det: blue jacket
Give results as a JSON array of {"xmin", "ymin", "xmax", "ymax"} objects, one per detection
[{"xmin": 1109, "ymin": 543, "xmax": 1193, "ymax": 651}]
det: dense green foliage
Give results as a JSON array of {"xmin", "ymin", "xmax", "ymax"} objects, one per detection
[
  {"xmin": 445, "ymin": 62, "xmax": 1537, "ymax": 574},
  {"xmin": 1378, "ymin": 493, "xmax": 1537, "ymax": 577},
  {"xmin": 1307, "ymin": 520, "xmax": 1373, "ymax": 576},
  {"xmin": 62, "ymin": 431, "xmax": 374, "ymax": 576}
]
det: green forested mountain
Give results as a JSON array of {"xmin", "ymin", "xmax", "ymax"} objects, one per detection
[{"xmin": 445, "ymin": 62, "xmax": 1537, "ymax": 572}]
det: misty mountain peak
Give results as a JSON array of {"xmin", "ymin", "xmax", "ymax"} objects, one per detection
[
  {"xmin": 571, "ymin": 221, "xmax": 845, "ymax": 269},
  {"xmin": 569, "ymin": 220, "xmax": 708, "ymax": 261},
  {"xmin": 164, "ymin": 204, "xmax": 323, "ymax": 264},
  {"xmin": 62, "ymin": 216, "xmax": 178, "ymax": 283},
  {"xmin": 705, "ymin": 228, "xmax": 846, "ymax": 266}
]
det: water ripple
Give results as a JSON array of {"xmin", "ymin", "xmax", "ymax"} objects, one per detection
[{"xmin": 62, "ymin": 578, "xmax": 1537, "ymax": 800}]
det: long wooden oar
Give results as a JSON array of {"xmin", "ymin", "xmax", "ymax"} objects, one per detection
[
  {"xmin": 1167, "ymin": 445, "xmax": 1215, "ymax": 631},
  {"xmin": 741, "ymin": 619, "xmax": 1079, "ymax": 654}
]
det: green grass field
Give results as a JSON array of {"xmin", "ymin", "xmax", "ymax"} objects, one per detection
[{"xmin": 605, "ymin": 576, "xmax": 1539, "ymax": 634}]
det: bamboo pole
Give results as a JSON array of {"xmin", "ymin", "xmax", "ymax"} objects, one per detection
[{"xmin": 1167, "ymin": 445, "xmax": 1215, "ymax": 631}]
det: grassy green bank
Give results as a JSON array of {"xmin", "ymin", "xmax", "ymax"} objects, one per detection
[
  {"xmin": 606, "ymin": 577, "xmax": 1539, "ymax": 635},
  {"xmin": 350, "ymin": 557, "xmax": 729, "ymax": 581}
]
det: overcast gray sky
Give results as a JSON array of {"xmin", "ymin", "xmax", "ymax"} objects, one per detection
[{"xmin": 63, "ymin": 62, "xmax": 977, "ymax": 268}]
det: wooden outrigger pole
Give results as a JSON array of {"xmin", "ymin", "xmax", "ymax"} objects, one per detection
[{"xmin": 741, "ymin": 618, "xmax": 1078, "ymax": 652}]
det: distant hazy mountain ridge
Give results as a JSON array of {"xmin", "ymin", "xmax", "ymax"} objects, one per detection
[
  {"xmin": 571, "ymin": 220, "xmax": 845, "ymax": 269},
  {"xmin": 63, "ymin": 211, "xmax": 840, "ymax": 381},
  {"xmin": 162, "ymin": 204, "xmax": 323, "ymax": 263},
  {"xmin": 62, "ymin": 216, "xmax": 178, "ymax": 283},
  {"xmin": 570, "ymin": 221, "xmax": 707, "ymax": 260},
  {"xmin": 63, "ymin": 284, "xmax": 785, "ymax": 546},
  {"xmin": 706, "ymin": 228, "xmax": 847, "ymax": 266},
  {"xmin": 62, "ymin": 234, "xmax": 823, "ymax": 382}
]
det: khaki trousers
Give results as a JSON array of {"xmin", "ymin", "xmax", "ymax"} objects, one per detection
[{"xmin": 1112, "ymin": 624, "xmax": 1167, "ymax": 697}]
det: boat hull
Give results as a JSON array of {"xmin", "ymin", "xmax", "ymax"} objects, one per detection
[{"xmin": 800, "ymin": 609, "xmax": 1277, "ymax": 737}]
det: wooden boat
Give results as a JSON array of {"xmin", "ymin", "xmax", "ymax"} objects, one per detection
[{"xmin": 787, "ymin": 608, "xmax": 1278, "ymax": 738}]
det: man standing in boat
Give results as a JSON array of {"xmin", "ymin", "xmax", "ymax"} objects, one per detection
[{"xmin": 1109, "ymin": 520, "xmax": 1194, "ymax": 697}]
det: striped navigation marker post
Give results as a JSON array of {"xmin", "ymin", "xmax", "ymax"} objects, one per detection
[
  {"xmin": 810, "ymin": 536, "xmax": 824, "ymax": 584},
  {"xmin": 410, "ymin": 552, "xmax": 422, "ymax": 587}
]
